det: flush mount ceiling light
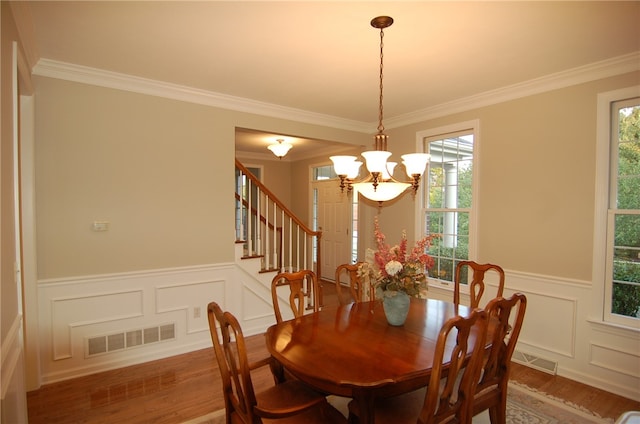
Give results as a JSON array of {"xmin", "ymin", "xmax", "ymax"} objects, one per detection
[
  {"xmin": 330, "ymin": 16, "xmax": 430, "ymax": 203},
  {"xmin": 267, "ymin": 138, "xmax": 293, "ymax": 159}
]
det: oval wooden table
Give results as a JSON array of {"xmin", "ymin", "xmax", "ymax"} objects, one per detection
[{"xmin": 265, "ymin": 298, "xmax": 474, "ymax": 424}]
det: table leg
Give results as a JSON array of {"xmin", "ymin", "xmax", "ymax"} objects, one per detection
[
  {"xmin": 352, "ymin": 388, "xmax": 375, "ymax": 424},
  {"xmin": 268, "ymin": 357, "xmax": 286, "ymax": 384}
]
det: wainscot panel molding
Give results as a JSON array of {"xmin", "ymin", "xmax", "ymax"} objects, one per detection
[
  {"xmin": 33, "ymin": 263, "xmax": 640, "ymax": 401},
  {"xmin": 51, "ymin": 289, "xmax": 144, "ymax": 360},
  {"xmin": 233, "ymin": 260, "xmax": 282, "ymax": 336},
  {"xmin": 589, "ymin": 343, "xmax": 640, "ymax": 378},
  {"xmin": 0, "ymin": 314, "xmax": 28, "ymax": 423},
  {"xmin": 1, "ymin": 315, "xmax": 24, "ymax": 398},
  {"xmin": 428, "ymin": 268, "xmax": 639, "ymax": 401},
  {"xmin": 501, "ymin": 269, "xmax": 640, "ymax": 402},
  {"xmin": 35, "ymin": 263, "xmax": 273, "ymax": 384}
]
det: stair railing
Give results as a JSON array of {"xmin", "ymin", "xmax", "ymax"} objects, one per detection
[{"xmin": 235, "ymin": 159, "xmax": 323, "ymax": 281}]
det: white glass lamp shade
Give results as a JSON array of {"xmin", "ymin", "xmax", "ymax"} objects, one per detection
[
  {"xmin": 380, "ymin": 162, "xmax": 397, "ymax": 180},
  {"xmin": 361, "ymin": 150, "xmax": 392, "ymax": 173},
  {"xmin": 330, "ymin": 156, "xmax": 358, "ymax": 175},
  {"xmin": 268, "ymin": 141, "xmax": 293, "ymax": 158},
  {"xmin": 401, "ymin": 153, "xmax": 430, "ymax": 176},
  {"xmin": 347, "ymin": 161, "xmax": 363, "ymax": 179},
  {"xmin": 353, "ymin": 181, "xmax": 411, "ymax": 202}
]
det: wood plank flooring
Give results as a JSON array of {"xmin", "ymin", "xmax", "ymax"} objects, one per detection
[{"xmin": 27, "ymin": 283, "xmax": 640, "ymax": 423}]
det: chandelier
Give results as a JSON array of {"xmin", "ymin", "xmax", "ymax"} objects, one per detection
[
  {"xmin": 267, "ymin": 138, "xmax": 292, "ymax": 159},
  {"xmin": 330, "ymin": 16, "xmax": 429, "ymax": 203}
]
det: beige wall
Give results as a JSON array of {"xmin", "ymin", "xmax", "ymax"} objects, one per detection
[
  {"xmin": 35, "ymin": 78, "xmax": 236, "ymax": 278},
  {"xmin": 34, "ymin": 76, "xmax": 367, "ymax": 280},
  {"xmin": 45, "ymin": 59, "xmax": 617, "ymax": 284},
  {"xmin": 377, "ymin": 71, "xmax": 640, "ymax": 281}
]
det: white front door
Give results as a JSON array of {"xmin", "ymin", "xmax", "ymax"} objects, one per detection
[{"xmin": 314, "ymin": 180, "xmax": 352, "ymax": 281}]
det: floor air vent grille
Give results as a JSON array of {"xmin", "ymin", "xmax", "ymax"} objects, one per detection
[
  {"xmin": 87, "ymin": 323, "xmax": 176, "ymax": 357},
  {"xmin": 513, "ymin": 350, "xmax": 558, "ymax": 375}
]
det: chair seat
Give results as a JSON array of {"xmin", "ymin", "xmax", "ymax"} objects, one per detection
[
  {"xmin": 255, "ymin": 380, "xmax": 328, "ymax": 417},
  {"xmin": 232, "ymin": 401, "xmax": 346, "ymax": 424}
]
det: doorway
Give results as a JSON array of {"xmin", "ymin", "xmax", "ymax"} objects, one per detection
[{"xmin": 312, "ymin": 177, "xmax": 355, "ymax": 281}]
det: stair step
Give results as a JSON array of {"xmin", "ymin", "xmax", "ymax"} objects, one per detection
[
  {"xmin": 241, "ymin": 254, "xmax": 264, "ymax": 260},
  {"xmin": 259, "ymin": 268, "xmax": 280, "ymax": 274}
]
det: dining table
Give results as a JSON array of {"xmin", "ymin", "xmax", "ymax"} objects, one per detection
[{"xmin": 265, "ymin": 297, "xmax": 480, "ymax": 424}]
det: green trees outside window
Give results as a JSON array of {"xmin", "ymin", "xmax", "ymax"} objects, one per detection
[{"xmin": 612, "ymin": 106, "xmax": 640, "ymax": 318}]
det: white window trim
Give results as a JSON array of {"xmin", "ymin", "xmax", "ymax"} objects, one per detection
[
  {"xmin": 416, "ymin": 119, "xmax": 480, "ymax": 290},
  {"xmin": 592, "ymin": 85, "xmax": 640, "ymax": 330}
]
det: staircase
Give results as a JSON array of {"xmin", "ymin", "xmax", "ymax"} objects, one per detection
[{"xmin": 235, "ymin": 159, "xmax": 323, "ymax": 285}]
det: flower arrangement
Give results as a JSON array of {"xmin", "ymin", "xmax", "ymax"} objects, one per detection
[{"xmin": 358, "ymin": 216, "xmax": 436, "ymax": 299}]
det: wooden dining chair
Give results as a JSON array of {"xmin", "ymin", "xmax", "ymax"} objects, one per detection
[
  {"xmin": 471, "ymin": 293, "xmax": 527, "ymax": 424},
  {"xmin": 271, "ymin": 270, "xmax": 320, "ymax": 323},
  {"xmin": 334, "ymin": 262, "xmax": 374, "ymax": 305},
  {"xmin": 207, "ymin": 302, "xmax": 347, "ymax": 424},
  {"xmin": 347, "ymin": 308, "xmax": 489, "ymax": 424},
  {"xmin": 454, "ymin": 261, "xmax": 505, "ymax": 308}
]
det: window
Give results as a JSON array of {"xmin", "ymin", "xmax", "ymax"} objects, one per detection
[
  {"xmin": 313, "ymin": 165, "xmax": 337, "ymax": 181},
  {"xmin": 419, "ymin": 122, "xmax": 477, "ymax": 284},
  {"xmin": 602, "ymin": 96, "xmax": 640, "ymax": 327}
]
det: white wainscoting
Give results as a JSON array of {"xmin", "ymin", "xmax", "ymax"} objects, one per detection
[
  {"xmin": 36, "ymin": 263, "xmax": 640, "ymax": 401},
  {"xmin": 428, "ymin": 269, "xmax": 640, "ymax": 401},
  {"xmin": 36, "ymin": 263, "xmax": 279, "ymax": 384},
  {"xmin": 1, "ymin": 315, "xmax": 28, "ymax": 423}
]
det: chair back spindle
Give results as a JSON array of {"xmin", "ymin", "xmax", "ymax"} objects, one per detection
[
  {"xmin": 472, "ymin": 293, "xmax": 527, "ymax": 423},
  {"xmin": 271, "ymin": 270, "xmax": 320, "ymax": 323},
  {"xmin": 335, "ymin": 262, "xmax": 374, "ymax": 305},
  {"xmin": 454, "ymin": 261, "xmax": 505, "ymax": 308},
  {"xmin": 419, "ymin": 308, "xmax": 489, "ymax": 424},
  {"xmin": 207, "ymin": 301, "xmax": 348, "ymax": 423}
]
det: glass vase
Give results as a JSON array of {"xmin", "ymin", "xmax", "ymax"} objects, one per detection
[{"xmin": 382, "ymin": 290, "xmax": 410, "ymax": 326}]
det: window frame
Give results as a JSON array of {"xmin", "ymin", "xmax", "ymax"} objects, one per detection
[
  {"xmin": 416, "ymin": 120, "xmax": 480, "ymax": 291},
  {"xmin": 594, "ymin": 86, "xmax": 640, "ymax": 329}
]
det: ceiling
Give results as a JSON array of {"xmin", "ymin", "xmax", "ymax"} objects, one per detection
[{"xmin": 17, "ymin": 1, "xmax": 640, "ymax": 161}]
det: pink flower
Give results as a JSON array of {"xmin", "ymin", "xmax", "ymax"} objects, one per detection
[{"xmin": 361, "ymin": 216, "xmax": 438, "ymax": 298}]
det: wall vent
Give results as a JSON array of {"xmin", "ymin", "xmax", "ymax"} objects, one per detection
[
  {"xmin": 513, "ymin": 350, "xmax": 558, "ymax": 375},
  {"xmin": 86, "ymin": 323, "xmax": 176, "ymax": 357}
]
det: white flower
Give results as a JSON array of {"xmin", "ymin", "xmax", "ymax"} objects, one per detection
[{"xmin": 385, "ymin": 260, "xmax": 403, "ymax": 276}]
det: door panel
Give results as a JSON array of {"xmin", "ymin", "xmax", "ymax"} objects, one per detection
[{"xmin": 316, "ymin": 181, "xmax": 351, "ymax": 280}]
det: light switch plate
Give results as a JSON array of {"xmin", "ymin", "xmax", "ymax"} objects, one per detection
[{"xmin": 92, "ymin": 221, "xmax": 110, "ymax": 232}]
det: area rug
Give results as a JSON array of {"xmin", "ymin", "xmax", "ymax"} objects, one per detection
[{"xmin": 182, "ymin": 381, "xmax": 615, "ymax": 424}]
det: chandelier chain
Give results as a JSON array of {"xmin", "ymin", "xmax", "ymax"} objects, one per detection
[{"xmin": 378, "ymin": 27, "xmax": 385, "ymax": 134}]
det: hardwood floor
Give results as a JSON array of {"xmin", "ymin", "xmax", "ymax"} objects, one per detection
[{"xmin": 27, "ymin": 282, "xmax": 640, "ymax": 423}]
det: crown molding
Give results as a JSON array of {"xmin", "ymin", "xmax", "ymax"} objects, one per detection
[
  {"xmin": 33, "ymin": 52, "xmax": 639, "ymax": 134},
  {"xmin": 385, "ymin": 51, "xmax": 640, "ymax": 129},
  {"xmin": 9, "ymin": 1, "xmax": 40, "ymax": 71},
  {"xmin": 32, "ymin": 59, "xmax": 372, "ymax": 134}
]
